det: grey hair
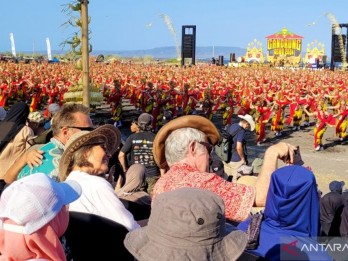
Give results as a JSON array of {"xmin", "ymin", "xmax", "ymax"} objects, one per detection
[{"xmin": 165, "ymin": 127, "xmax": 207, "ymax": 166}]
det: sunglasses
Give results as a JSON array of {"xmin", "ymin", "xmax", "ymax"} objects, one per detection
[
  {"xmin": 197, "ymin": 141, "xmax": 213, "ymax": 155},
  {"xmin": 63, "ymin": 126, "xmax": 95, "ymax": 131}
]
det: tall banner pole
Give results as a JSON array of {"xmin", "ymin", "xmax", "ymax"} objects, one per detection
[
  {"xmin": 9, "ymin": 33, "xmax": 16, "ymax": 57},
  {"xmin": 46, "ymin": 37, "xmax": 52, "ymax": 61},
  {"xmin": 81, "ymin": 0, "xmax": 90, "ymax": 107}
]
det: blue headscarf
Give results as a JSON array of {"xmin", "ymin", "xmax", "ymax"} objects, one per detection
[
  {"xmin": 238, "ymin": 165, "xmax": 328, "ymax": 260},
  {"xmin": 263, "ymin": 165, "xmax": 319, "ymax": 237}
]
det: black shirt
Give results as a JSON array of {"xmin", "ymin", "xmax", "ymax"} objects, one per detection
[{"xmin": 121, "ymin": 131, "xmax": 159, "ymax": 177}]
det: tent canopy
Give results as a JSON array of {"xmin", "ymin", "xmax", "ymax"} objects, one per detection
[{"xmin": 48, "ymin": 57, "xmax": 60, "ymax": 63}]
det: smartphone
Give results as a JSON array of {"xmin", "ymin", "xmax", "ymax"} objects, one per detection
[{"xmin": 293, "ymin": 146, "xmax": 304, "ymax": 166}]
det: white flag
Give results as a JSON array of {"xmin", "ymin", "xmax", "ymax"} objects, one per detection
[
  {"xmin": 46, "ymin": 37, "xmax": 52, "ymax": 61},
  {"xmin": 9, "ymin": 33, "xmax": 16, "ymax": 57}
]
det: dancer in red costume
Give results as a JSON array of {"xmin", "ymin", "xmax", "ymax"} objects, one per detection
[
  {"xmin": 151, "ymin": 85, "xmax": 171, "ymax": 131},
  {"xmin": 29, "ymin": 87, "xmax": 43, "ymax": 112},
  {"xmin": 201, "ymin": 88, "xmax": 215, "ymax": 121},
  {"xmin": 328, "ymin": 99, "xmax": 348, "ymax": 141},
  {"xmin": 286, "ymin": 93, "xmax": 308, "ymax": 131},
  {"xmin": 250, "ymin": 98, "xmax": 273, "ymax": 146},
  {"xmin": 107, "ymin": 79, "xmax": 124, "ymax": 127},
  {"xmin": 270, "ymin": 97, "xmax": 288, "ymax": 137},
  {"xmin": 217, "ymin": 88, "xmax": 234, "ymax": 126},
  {"xmin": 163, "ymin": 81, "xmax": 180, "ymax": 118},
  {"xmin": 304, "ymin": 103, "xmax": 337, "ymax": 151},
  {"xmin": 141, "ymin": 81, "xmax": 155, "ymax": 114},
  {"xmin": 182, "ymin": 83, "xmax": 200, "ymax": 116},
  {"xmin": 0, "ymin": 85, "xmax": 8, "ymax": 108}
]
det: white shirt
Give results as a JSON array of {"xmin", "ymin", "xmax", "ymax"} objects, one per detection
[{"xmin": 67, "ymin": 170, "xmax": 140, "ymax": 231}]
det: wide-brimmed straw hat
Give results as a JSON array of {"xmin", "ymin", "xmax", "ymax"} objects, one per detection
[
  {"xmin": 238, "ymin": 114, "xmax": 255, "ymax": 131},
  {"xmin": 59, "ymin": 124, "xmax": 121, "ymax": 181},
  {"xmin": 124, "ymin": 188, "xmax": 247, "ymax": 261},
  {"xmin": 153, "ymin": 115, "xmax": 220, "ymax": 169}
]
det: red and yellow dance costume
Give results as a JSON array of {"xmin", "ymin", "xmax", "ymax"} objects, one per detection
[
  {"xmin": 201, "ymin": 90, "xmax": 215, "ymax": 121},
  {"xmin": 107, "ymin": 81, "xmax": 124, "ymax": 124},
  {"xmin": 335, "ymin": 101, "xmax": 348, "ymax": 140},
  {"xmin": 0, "ymin": 86, "xmax": 8, "ymax": 108},
  {"xmin": 182, "ymin": 85, "xmax": 199, "ymax": 116},
  {"xmin": 307, "ymin": 104, "xmax": 336, "ymax": 150},
  {"xmin": 151, "ymin": 90, "xmax": 168, "ymax": 131},
  {"xmin": 254, "ymin": 104, "xmax": 272, "ymax": 145},
  {"xmin": 271, "ymin": 102, "xmax": 286, "ymax": 137},
  {"xmin": 287, "ymin": 99, "xmax": 308, "ymax": 130},
  {"xmin": 163, "ymin": 85, "xmax": 180, "ymax": 118},
  {"xmin": 29, "ymin": 88, "xmax": 43, "ymax": 112},
  {"xmin": 216, "ymin": 89, "xmax": 234, "ymax": 125}
]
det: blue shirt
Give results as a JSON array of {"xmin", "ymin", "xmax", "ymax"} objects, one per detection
[
  {"xmin": 228, "ymin": 123, "xmax": 245, "ymax": 162},
  {"xmin": 17, "ymin": 138, "xmax": 64, "ymax": 181}
]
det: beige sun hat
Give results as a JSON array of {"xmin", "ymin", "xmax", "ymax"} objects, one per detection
[
  {"xmin": 124, "ymin": 188, "xmax": 247, "ymax": 261},
  {"xmin": 58, "ymin": 124, "xmax": 121, "ymax": 181}
]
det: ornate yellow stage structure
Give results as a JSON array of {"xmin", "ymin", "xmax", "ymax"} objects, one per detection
[
  {"xmin": 303, "ymin": 40, "xmax": 326, "ymax": 64},
  {"xmin": 245, "ymin": 39, "xmax": 265, "ymax": 63},
  {"xmin": 266, "ymin": 28, "xmax": 303, "ymax": 66}
]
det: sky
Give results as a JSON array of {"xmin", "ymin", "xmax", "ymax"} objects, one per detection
[{"xmin": 0, "ymin": 0, "xmax": 347, "ymax": 56}]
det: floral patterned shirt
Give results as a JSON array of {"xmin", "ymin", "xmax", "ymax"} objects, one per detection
[{"xmin": 152, "ymin": 163, "xmax": 255, "ymax": 222}]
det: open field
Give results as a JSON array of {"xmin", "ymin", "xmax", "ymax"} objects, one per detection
[{"xmin": 96, "ymin": 101, "xmax": 348, "ymax": 196}]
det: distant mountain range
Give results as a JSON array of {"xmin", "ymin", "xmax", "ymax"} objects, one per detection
[{"xmin": 90, "ymin": 46, "xmax": 247, "ymax": 60}]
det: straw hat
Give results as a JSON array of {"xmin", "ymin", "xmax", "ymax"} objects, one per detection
[
  {"xmin": 59, "ymin": 124, "xmax": 121, "ymax": 181},
  {"xmin": 153, "ymin": 115, "xmax": 220, "ymax": 169}
]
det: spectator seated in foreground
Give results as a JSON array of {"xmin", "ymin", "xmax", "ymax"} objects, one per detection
[
  {"xmin": 59, "ymin": 124, "xmax": 142, "ymax": 231},
  {"xmin": 0, "ymin": 173, "xmax": 81, "ymax": 260},
  {"xmin": 320, "ymin": 180, "xmax": 345, "ymax": 237},
  {"xmin": 124, "ymin": 187, "xmax": 248, "ymax": 261},
  {"xmin": 151, "ymin": 115, "xmax": 300, "ymax": 223},
  {"xmin": 116, "ymin": 163, "xmax": 151, "ymax": 221},
  {"xmin": 237, "ymin": 165, "xmax": 333, "ymax": 261}
]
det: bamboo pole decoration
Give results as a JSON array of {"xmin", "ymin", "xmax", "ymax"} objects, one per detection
[{"xmin": 81, "ymin": 0, "xmax": 90, "ymax": 107}]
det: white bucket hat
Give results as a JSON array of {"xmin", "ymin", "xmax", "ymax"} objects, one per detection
[{"xmin": 0, "ymin": 173, "xmax": 81, "ymax": 234}]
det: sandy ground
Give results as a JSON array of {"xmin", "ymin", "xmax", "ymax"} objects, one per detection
[
  {"xmin": 243, "ymin": 120, "xmax": 348, "ymax": 196},
  {"xmin": 101, "ymin": 101, "xmax": 347, "ymax": 196}
]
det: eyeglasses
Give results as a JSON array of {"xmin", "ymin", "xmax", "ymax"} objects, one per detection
[
  {"xmin": 63, "ymin": 126, "xmax": 95, "ymax": 131},
  {"xmin": 197, "ymin": 141, "xmax": 213, "ymax": 155}
]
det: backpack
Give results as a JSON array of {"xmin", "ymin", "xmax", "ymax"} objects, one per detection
[{"xmin": 214, "ymin": 124, "xmax": 242, "ymax": 162}]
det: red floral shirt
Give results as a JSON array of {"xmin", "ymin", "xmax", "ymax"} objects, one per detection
[{"xmin": 152, "ymin": 163, "xmax": 255, "ymax": 222}]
